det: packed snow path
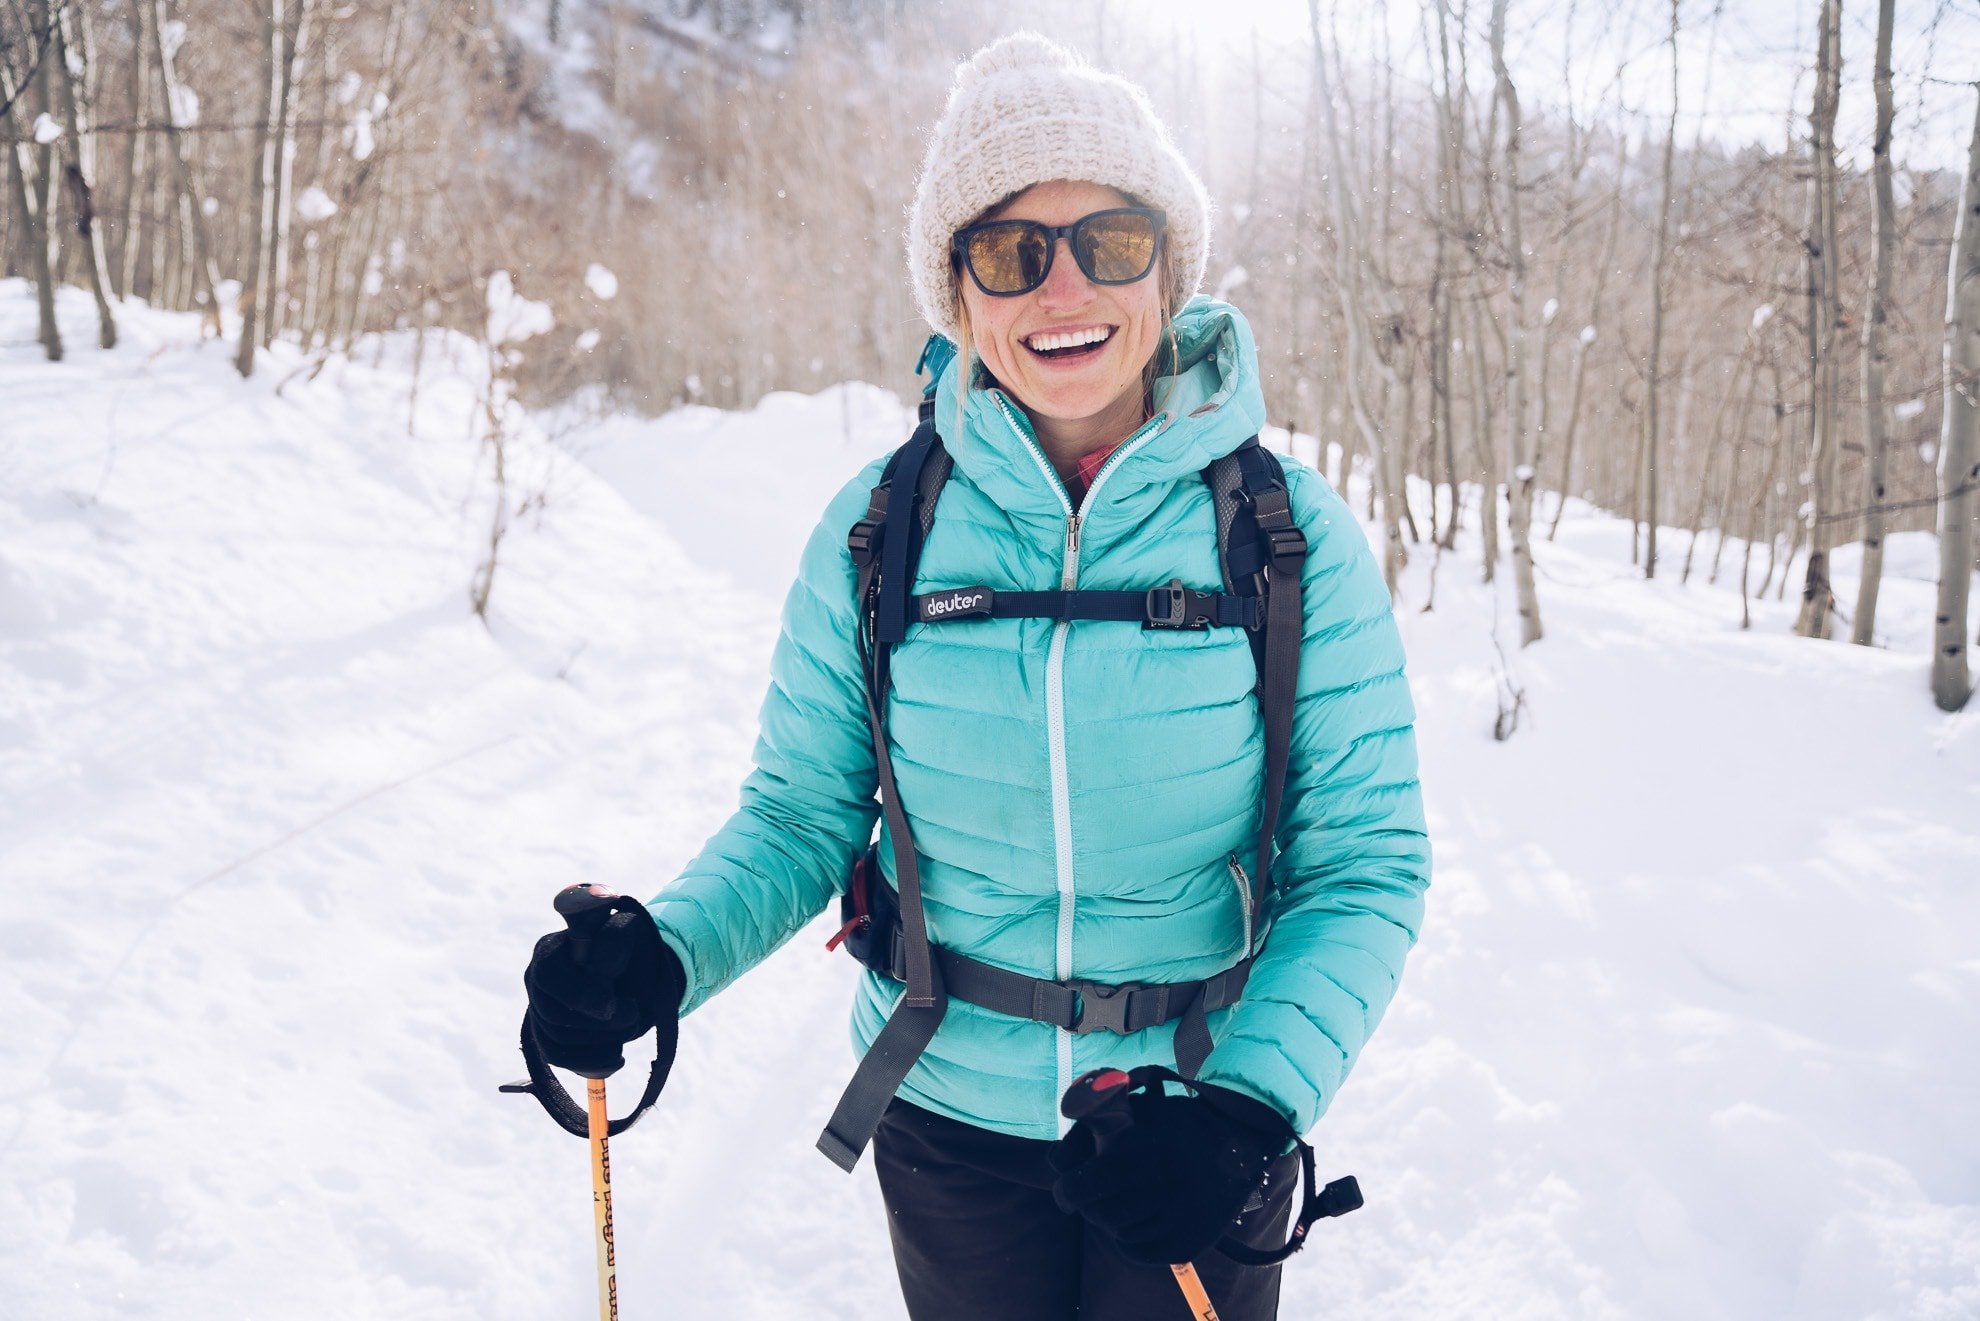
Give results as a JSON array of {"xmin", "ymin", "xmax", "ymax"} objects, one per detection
[{"xmin": 3, "ymin": 285, "xmax": 1976, "ymax": 1319}]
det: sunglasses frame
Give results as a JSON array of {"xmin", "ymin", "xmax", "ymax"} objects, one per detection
[{"xmin": 951, "ymin": 206, "xmax": 1168, "ymax": 298}]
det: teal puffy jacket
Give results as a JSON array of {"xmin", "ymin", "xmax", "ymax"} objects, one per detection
[{"xmin": 649, "ymin": 297, "xmax": 1429, "ymax": 1141}]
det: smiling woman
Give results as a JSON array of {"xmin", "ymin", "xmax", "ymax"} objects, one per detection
[{"xmin": 520, "ymin": 28, "xmax": 1430, "ymax": 1321}]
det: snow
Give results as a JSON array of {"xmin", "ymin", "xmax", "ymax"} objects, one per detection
[
  {"xmin": 1541, "ymin": 297, "xmax": 1559, "ymax": 325},
  {"xmin": 2, "ymin": 279, "xmax": 1976, "ymax": 1320},
  {"xmin": 31, "ymin": 113, "xmax": 62, "ymax": 145},
  {"xmin": 484, "ymin": 271, "xmax": 553, "ymax": 346},
  {"xmin": 346, "ymin": 110, "xmax": 376, "ymax": 163},
  {"xmin": 295, "ymin": 186, "xmax": 338, "ymax": 223},
  {"xmin": 1894, "ymin": 398, "xmax": 1926, "ymax": 422},
  {"xmin": 584, "ymin": 264, "xmax": 619, "ymax": 302}
]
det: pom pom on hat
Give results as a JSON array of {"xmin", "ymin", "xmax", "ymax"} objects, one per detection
[
  {"xmin": 955, "ymin": 31, "xmax": 1077, "ymax": 84},
  {"xmin": 906, "ymin": 32, "xmax": 1210, "ymax": 343}
]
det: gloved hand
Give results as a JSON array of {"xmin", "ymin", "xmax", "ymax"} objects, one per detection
[
  {"xmin": 1050, "ymin": 1068, "xmax": 1294, "ymax": 1265},
  {"xmin": 523, "ymin": 905, "xmax": 686, "ymax": 1078}
]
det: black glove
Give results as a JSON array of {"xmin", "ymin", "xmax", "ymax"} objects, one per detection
[
  {"xmin": 523, "ymin": 907, "xmax": 686, "ymax": 1078},
  {"xmin": 1050, "ymin": 1069, "xmax": 1294, "ymax": 1265}
]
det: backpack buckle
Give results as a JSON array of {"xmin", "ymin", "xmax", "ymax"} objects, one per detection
[
  {"xmin": 847, "ymin": 519, "xmax": 879, "ymax": 565},
  {"xmin": 1144, "ymin": 579, "xmax": 1215, "ymax": 630},
  {"xmin": 1069, "ymin": 980, "xmax": 1156, "ymax": 1034},
  {"xmin": 1263, "ymin": 525, "xmax": 1307, "ymax": 572}
]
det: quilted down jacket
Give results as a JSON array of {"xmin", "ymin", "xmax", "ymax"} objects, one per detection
[{"xmin": 648, "ymin": 297, "xmax": 1430, "ymax": 1141}]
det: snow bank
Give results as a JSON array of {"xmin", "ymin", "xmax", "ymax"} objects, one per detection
[{"xmin": 2, "ymin": 280, "xmax": 1976, "ymax": 1319}]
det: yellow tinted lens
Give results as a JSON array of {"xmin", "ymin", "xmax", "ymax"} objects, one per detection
[
  {"xmin": 1076, "ymin": 214, "xmax": 1158, "ymax": 283},
  {"xmin": 967, "ymin": 224, "xmax": 1050, "ymax": 293}
]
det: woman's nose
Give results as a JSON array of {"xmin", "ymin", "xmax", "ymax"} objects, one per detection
[{"xmin": 1035, "ymin": 237, "xmax": 1094, "ymax": 307}]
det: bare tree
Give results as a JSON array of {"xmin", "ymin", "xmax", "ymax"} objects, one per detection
[
  {"xmin": 117, "ymin": 0, "xmax": 150, "ymax": 300},
  {"xmin": 147, "ymin": 0, "xmax": 222, "ymax": 335},
  {"xmin": 1308, "ymin": 0, "xmax": 1405, "ymax": 592},
  {"xmin": 266, "ymin": 0, "xmax": 312, "ymax": 344},
  {"xmin": 1852, "ymin": 0, "xmax": 1896, "ymax": 646},
  {"xmin": 1490, "ymin": 0, "xmax": 1540, "ymax": 642},
  {"xmin": 1642, "ymin": 0, "xmax": 1679, "ymax": 579},
  {"xmin": 237, "ymin": 0, "xmax": 284, "ymax": 375},
  {"xmin": 3, "ymin": 0, "xmax": 62, "ymax": 358},
  {"xmin": 1794, "ymin": 0, "xmax": 1843, "ymax": 636},
  {"xmin": 49, "ymin": 0, "xmax": 115, "ymax": 347},
  {"xmin": 1933, "ymin": 85, "xmax": 1980, "ymax": 713}
]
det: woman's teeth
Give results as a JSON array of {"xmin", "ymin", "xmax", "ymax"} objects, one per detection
[{"xmin": 1025, "ymin": 327, "xmax": 1113, "ymax": 357}]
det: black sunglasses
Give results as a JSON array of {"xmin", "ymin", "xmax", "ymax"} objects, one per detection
[{"xmin": 952, "ymin": 207, "xmax": 1167, "ymax": 298}]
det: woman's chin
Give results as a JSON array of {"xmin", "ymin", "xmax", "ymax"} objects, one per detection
[{"xmin": 1016, "ymin": 375, "xmax": 1129, "ymax": 425}]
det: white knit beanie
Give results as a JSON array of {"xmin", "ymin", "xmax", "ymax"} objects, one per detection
[{"xmin": 907, "ymin": 32, "xmax": 1211, "ymax": 343}]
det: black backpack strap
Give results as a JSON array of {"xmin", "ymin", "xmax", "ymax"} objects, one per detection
[
  {"xmin": 820, "ymin": 399, "xmax": 954, "ymax": 1172},
  {"xmin": 1236, "ymin": 446, "xmax": 1307, "ymax": 918},
  {"xmin": 1169, "ymin": 441, "xmax": 1305, "ymax": 1078},
  {"xmin": 1204, "ymin": 440, "xmax": 1306, "ymax": 922}
]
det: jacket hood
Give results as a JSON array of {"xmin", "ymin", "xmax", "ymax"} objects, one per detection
[{"xmin": 920, "ymin": 296, "xmax": 1269, "ymax": 538}]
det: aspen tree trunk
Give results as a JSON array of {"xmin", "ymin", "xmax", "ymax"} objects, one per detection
[
  {"xmin": 1682, "ymin": 351, "xmax": 1751, "ymax": 583},
  {"xmin": 1, "ymin": 14, "xmax": 61, "ymax": 359},
  {"xmin": 1795, "ymin": 0, "xmax": 1843, "ymax": 637},
  {"xmin": 147, "ymin": 0, "xmax": 222, "ymax": 335},
  {"xmin": 118, "ymin": 0, "xmax": 150, "ymax": 300},
  {"xmin": 237, "ymin": 0, "xmax": 283, "ymax": 376},
  {"xmin": 1643, "ymin": 0, "xmax": 1679, "ymax": 579},
  {"xmin": 1546, "ymin": 130, "xmax": 1626, "ymax": 542},
  {"xmin": 50, "ymin": 2, "xmax": 115, "ymax": 347},
  {"xmin": 266, "ymin": 0, "xmax": 311, "ymax": 345},
  {"xmin": 1427, "ymin": 0, "xmax": 1463, "ymax": 547},
  {"xmin": 1708, "ymin": 357, "xmax": 1763, "ymax": 584},
  {"xmin": 1853, "ymin": 0, "xmax": 1896, "ymax": 646},
  {"xmin": 1491, "ymin": 0, "xmax": 1541, "ymax": 643},
  {"xmin": 1931, "ymin": 85, "xmax": 1980, "ymax": 712},
  {"xmin": 1466, "ymin": 296, "xmax": 1500, "ymax": 577},
  {"xmin": 1307, "ymin": 0, "xmax": 1403, "ymax": 593}
]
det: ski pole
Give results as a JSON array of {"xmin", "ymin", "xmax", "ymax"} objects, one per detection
[
  {"xmin": 554, "ymin": 884, "xmax": 623, "ymax": 1321},
  {"xmin": 503, "ymin": 886, "xmax": 678, "ymax": 1319},
  {"xmin": 1063, "ymin": 1068, "xmax": 1222, "ymax": 1321},
  {"xmin": 584, "ymin": 1075, "xmax": 618, "ymax": 1321}
]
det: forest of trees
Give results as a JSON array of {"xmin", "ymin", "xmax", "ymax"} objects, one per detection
[{"xmin": 3, "ymin": 0, "xmax": 1976, "ymax": 708}]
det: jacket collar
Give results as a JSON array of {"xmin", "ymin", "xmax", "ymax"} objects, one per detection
[{"xmin": 920, "ymin": 297, "xmax": 1269, "ymax": 538}]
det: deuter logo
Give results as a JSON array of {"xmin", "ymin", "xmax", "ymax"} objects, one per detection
[{"xmin": 923, "ymin": 589, "xmax": 989, "ymax": 619}]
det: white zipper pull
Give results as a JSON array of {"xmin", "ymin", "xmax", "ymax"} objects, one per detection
[{"xmin": 1063, "ymin": 514, "xmax": 1082, "ymax": 589}]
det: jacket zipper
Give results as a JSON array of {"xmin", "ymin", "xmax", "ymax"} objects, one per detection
[
  {"xmin": 1226, "ymin": 854, "xmax": 1255, "ymax": 954},
  {"xmin": 993, "ymin": 392, "xmax": 1168, "ymax": 1132}
]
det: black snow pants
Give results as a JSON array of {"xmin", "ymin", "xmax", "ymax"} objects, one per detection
[{"xmin": 872, "ymin": 1098, "xmax": 1299, "ymax": 1321}]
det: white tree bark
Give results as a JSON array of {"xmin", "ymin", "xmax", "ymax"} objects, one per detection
[
  {"xmin": 51, "ymin": 0, "xmax": 117, "ymax": 348},
  {"xmin": 147, "ymin": 0, "xmax": 222, "ymax": 335},
  {"xmin": 5, "ymin": 0, "xmax": 63, "ymax": 359},
  {"xmin": 1491, "ymin": 0, "xmax": 1541, "ymax": 644},
  {"xmin": 1643, "ymin": 0, "xmax": 1680, "ymax": 579},
  {"xmin": 237, "ymin": 0, "xmax": 283, "ymax": 376},
  {"xmin": 1307, "ymin": 0, "xmax": 1404, "ymax": 593},
  {"xmin": 1795, "ymin": 0, "xmax": 1844, "ymax": 637},
  {"xmin": 1853, "ymin": 0, "xmax": 1896, "ymax": 646},
  {"xmin": 1932, "ymin": 86, "xmax": 1980, "ymax": 712}
]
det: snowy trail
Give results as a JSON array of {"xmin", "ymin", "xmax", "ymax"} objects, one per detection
[{"xmin": 3, "ymin": 284, "xmax": 1976, "ymax": 1319}]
